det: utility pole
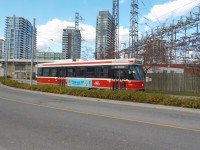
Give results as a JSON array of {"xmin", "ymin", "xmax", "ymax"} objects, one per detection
[
  {"xmin": 30, "ymin": 18, "xmax": 35, "ymax": 85},
  {"xmin": 5, "ymin": 39, "xmax": 9, "ymax": 79}
]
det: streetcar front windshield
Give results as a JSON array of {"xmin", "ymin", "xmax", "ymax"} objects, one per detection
[{"xmin": 129, "ymin": 65, "xmax": 145, "ymax": 80}]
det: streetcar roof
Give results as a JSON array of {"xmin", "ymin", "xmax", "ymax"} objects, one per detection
[{"xmin": 37, "ymin": 58, "xmax": 143, "ymax": 67}]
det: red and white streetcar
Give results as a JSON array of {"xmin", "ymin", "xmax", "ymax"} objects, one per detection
[{"xmin": 36, "ymin": 58, "xmax": 145, "ymax": 90}]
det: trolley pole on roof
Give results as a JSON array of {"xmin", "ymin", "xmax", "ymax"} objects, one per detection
[{"xmin": 30, "ymin": 18, "xmax": 36, "ymax": 86}]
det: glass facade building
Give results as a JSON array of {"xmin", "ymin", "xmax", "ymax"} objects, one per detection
[
  {"xmin": 4, "ymin": 16, "xmax": 36, "ymax": 59},
  {"xmin": 95, "ymin": 11, "xmax": 114, "ymax": 60},
  {"xmin": 0, "ymin": 39, "xmax": 4, "ymax": 59},
  {"xmin": 62, "ymin": 27, "xmax": 81, "ymax": 60}
]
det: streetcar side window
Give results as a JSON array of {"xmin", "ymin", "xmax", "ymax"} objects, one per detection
[
  {"xmin": 76, "ymin": 67, "xmax": 85, "ymax": 78},
  {"xmin": 43, "ymin": 68, "xmax": 50, "ymax": 76},
  {"xmin": 67, "ymin": 68, "xmax": 75, "ymax": 77},
  {"xmin": 50, "ymin": 68, "xmax": 57, "ymax": 77},
  {"xmin": 58, "ymin": 67, "xmax": 67, "ymax": 77},
  {"xmin": 112, "ymin": 69, "xmax": 128, "ymax": 80},
  {"xmin": 97, "ymin": 66, "xmax": 109, "ymax": 78},
  {"xmin": 86, "ymin": 67, "xmax": 96, "ymax": 78}
]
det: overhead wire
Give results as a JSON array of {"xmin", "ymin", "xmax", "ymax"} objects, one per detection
[
  {"xmin": 140, "ymin": 0, "xmax": 200, "ymax": 34},
  {"xmin": 145, "ymin": 0, "xmax": 200, "ymax": 22},
  {"xmin": 141, "ymin": 0, "xmax": 162, "ymax": 25}
]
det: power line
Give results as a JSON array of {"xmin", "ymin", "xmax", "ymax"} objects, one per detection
[
  {"xmin": 145, "ymin": 0, "xmax": 200, "ymax": 22},
  {"xmin": 141, "ymin": 0, "xmax": 162, "ymax": 25}
]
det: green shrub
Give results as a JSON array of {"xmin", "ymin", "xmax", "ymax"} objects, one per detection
[{"xmin": 1, "ymin": 79, "xmax": 200, "ymax": 109}]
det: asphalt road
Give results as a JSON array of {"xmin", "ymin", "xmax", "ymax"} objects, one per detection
[{"xmin": 0, "ymin": 84, "xmax": 200, "ymax": 150}]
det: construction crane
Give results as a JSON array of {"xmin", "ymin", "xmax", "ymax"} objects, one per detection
[{"xmin": 112, "ymin": 0, "xmax": 119, "ymax": 59}]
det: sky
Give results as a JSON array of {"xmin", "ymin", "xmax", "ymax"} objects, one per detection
[{"xmin": 0, "ymin": 0, "xmax": 200, "ymax": 57}]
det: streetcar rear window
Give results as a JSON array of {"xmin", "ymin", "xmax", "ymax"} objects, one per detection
[{"xmin": 37, "ymin": 68, "xmax": 42, "ymax": 76}]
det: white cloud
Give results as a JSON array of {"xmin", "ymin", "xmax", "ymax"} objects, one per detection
[
  {"xmin": 80, "ymin": 24, "xmax": 96, "ymax": 48},
  {"xmin": 37, "ymin": 18, "xmax": 130, "ymax": 52},
  {"xmin": 37, "ymin": 19, "xmax": 72, "ymax": 51},
  {"xmin": 37, "ymin": 18, "xmax": 96, "ymax": 52},
  {"xmin": 119, "ymin": 26, "xmax": 129, "ymax": 48},
  {"xmin": 141, "ymin": 0, "xmax": 200, "ymax": 23}
]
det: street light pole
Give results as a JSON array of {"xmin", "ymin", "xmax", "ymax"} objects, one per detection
[
  {"xmin": 30, "ymin": 18, "xmax": 35, "ymax": 85},
  {"xmin": 5, "ymin": 39, "xmax": 9, "ymax": 79}
]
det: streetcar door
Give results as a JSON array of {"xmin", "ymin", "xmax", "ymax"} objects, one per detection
[{"xmin": 112, "ymin": 69, "xmax": 126, "ymax": 90}]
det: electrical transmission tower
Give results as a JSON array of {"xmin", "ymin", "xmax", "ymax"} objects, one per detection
[
  {"xmin": 141, "ymin": 6, "xmax": 200, "ymax": 65},
  {"xmin": 73, "ymin": 12, "xmax": 82, "ymax": 60},
  {"xmin": 112, "ymin": 0, "xmax": 119, "ymax": 59},
  {"xmin": 75, "ymin": 12, "xmax": 80, "ymax": 30},
  {"xmin": 129, "ymin": 0, "xmax": 138, "ymax": 58}
]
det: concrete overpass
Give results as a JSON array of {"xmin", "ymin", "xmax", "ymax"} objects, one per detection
[{"xmin": 0, "ymin": 59, "xmax": 54, "ymax": 79}]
